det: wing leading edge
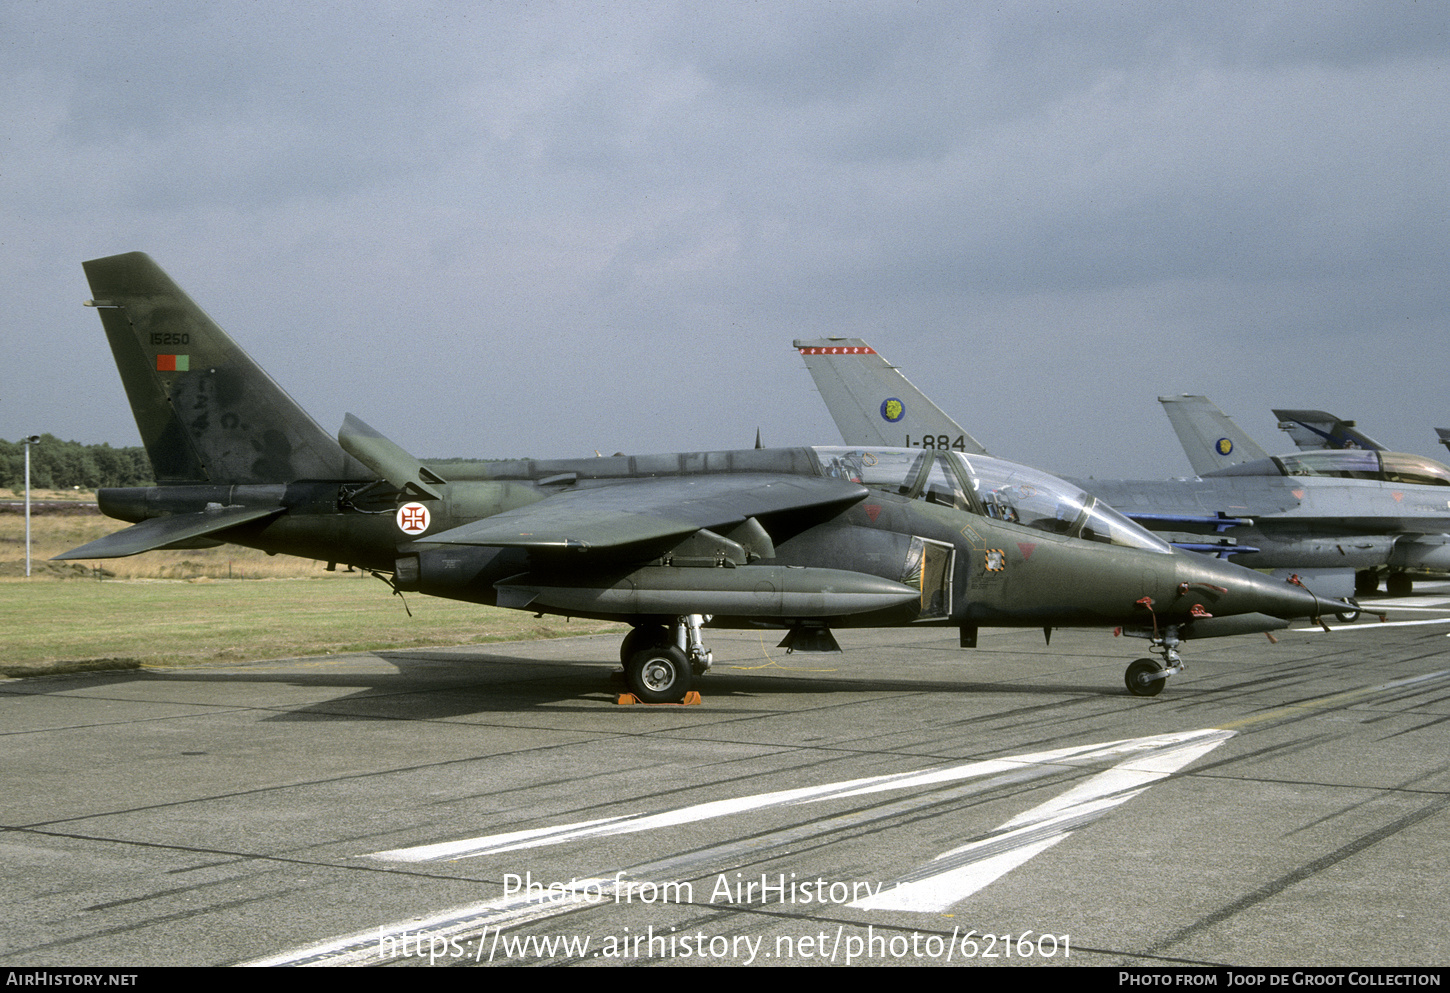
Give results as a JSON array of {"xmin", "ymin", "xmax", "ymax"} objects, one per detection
[{"xmin": 422, "ymin": 473, "xmax": 868, "ymax": 551}]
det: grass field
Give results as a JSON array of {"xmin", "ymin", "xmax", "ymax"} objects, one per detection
[
  {"xmin": 0, "ymin": 496, "xmax": 624, "ymax": 674},
  {"xmin": 0, "ymin": 495, "xmax": 349, "ymax": 581},
  {"xmin": 0, "ymin": 578, "xmax": 625, "ymax": 675}
]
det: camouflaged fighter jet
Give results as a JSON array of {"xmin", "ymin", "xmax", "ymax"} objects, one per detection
[
  {"xmin": 797, "ymin": 338, "xmax": 1450, "ymax": 605},
  {"xmin": 56, "ymin": 254, "xmax": 1324, "ymax": 701}
]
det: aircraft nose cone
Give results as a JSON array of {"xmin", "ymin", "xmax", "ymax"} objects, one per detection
[{"xmin": 1173, "ymin": 554, "xmax": 1325, "ymax": 621}]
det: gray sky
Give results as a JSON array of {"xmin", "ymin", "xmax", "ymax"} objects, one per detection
[{"xmin": 3, "ymin": 1, "xmax": 1447, "ymax": 479}]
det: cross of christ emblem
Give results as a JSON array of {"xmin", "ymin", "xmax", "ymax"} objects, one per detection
[{"xmin": 397, "ymin": 502, "xmax": 430, "ymax": 534}]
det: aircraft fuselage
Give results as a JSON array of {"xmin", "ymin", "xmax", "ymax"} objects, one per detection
[
  {"xmin": 1077, "ymin": 474, "xmax": 1450, "ymax": 569},
  {"xmin": 95, "ymin": 445, "xmax": 1318, "ymax": 636}
]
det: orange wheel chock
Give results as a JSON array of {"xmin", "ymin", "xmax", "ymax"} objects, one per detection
[{"xmin": 616, "ymin": 691, "xmax": 702, "ymax": 706}]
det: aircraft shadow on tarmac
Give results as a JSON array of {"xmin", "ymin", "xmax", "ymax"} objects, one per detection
[{"xmin": 2, "ymin": 646, "xmax": 1225, "ymax": 723}]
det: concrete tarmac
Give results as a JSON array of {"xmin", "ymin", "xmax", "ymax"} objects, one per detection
[{"xmin": 3, "ymin": 599, "xmax": 1449, "ymax": 968}]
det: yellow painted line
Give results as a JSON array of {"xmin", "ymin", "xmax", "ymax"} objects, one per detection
[{"xmin": 1216, "ymin": 669, "xmax": 1450, "ymax": 731}]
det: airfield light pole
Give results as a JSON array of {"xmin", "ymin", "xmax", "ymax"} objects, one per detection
[{"xmin": 23, "ymin": 435, "xmax": 40, "ymax": 578}]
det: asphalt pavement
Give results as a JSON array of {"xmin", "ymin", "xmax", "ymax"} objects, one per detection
[{"xmin": 3, "ymin": 597, "xmax": 1449, "ymax": 968}]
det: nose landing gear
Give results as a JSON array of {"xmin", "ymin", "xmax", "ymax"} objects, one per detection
[{"xmin": 1122, "ymin": 625, "xmax": 1185, "ymax": 698}]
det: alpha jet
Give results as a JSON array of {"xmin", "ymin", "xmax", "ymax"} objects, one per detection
[
  {"xmin": 59, "ymin": 253, "xmax": 1323, "ymax": 700},
  {"xmin": 796, "ymin": 338, "xmax": 1450, "ymax": 603}
]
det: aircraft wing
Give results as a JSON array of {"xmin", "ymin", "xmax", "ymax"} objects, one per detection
[
  {"xmin": 422, "ymin": 474, "xmax": 866, "ymax": 551},
  {"xmin": 54, "ymin": 505, "xmax": 285, "ymax": 559},
  {"xmin": 795, "ymin": 338, "xmax": 989, "ymax": 454}
]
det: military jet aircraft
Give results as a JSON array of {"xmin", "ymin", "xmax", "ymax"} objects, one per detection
[
  {"xmin": 1156, "ymin": 398, "xmax": 1389, "ymax": 476},
  {"xmin": 56, "ymin": 253, "xmax": 1326, "ymax": 700},
  {"xmin": 1153, "ymin": 395, "xmax": 1450, "ymax": 595},
  {"xmin": 796, "ymin": 338, "xmax": 1450, "ymax": 602},
  {"xmin": 1161, "ymin": 397, "xmax": 1398, "ymax": 469}
]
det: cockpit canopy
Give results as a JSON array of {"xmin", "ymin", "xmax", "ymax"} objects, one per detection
[
  {"xmin": 813, "ymin": 447, "xmax": 1172, "ymax": 554},
  {"xmin": 1207, "ymin": 450, "xmax": 1450, "ymax": 487}
]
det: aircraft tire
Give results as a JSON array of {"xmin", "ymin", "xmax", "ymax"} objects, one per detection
[
  {"xmin": 1355, "ymin": 570, "xmax": 1379, "ymax": 596},
  {"xmin": 1334, "ymin": 598, "xmax": 1361, "ymax": 624},
  {"xmin": 1125, "ymin": 658, "xmax": 1165, "ymax": 697},
  {"xmin": 626, "ymin": 645, "xmax": 693, "ymax": 703},
  {"xmin": 620, "ymin": 624, "xmax": 671, "ymax": 664},
  {"xmin": 1386, "ymin": 573, "xmax": 1413, "ymax": 597}
]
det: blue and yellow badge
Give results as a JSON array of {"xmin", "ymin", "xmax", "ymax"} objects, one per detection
[
  {"xmin": 1215, "ymin": 438, "xmax": 1233, "ymax": 456},
  {"xmin": 880, "ymin": 397, "xmax": 905, "ymax": 422}
]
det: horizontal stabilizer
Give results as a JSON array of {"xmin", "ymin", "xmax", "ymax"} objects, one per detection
[{"xmin": 53, "ymin": 505, "xmax": 283, "ymax": 559}]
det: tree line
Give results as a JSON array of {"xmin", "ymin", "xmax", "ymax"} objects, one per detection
[{"xmin": 0, "ymin": 436, "xmax": 153, "ymax": 490}]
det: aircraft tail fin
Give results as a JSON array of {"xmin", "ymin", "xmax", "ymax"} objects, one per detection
[
  {"xmin": 1157, "ymin": 396, "xmax": 1269, "ymax": 476},
  {"xmin": 82, "ymin": 252, "xmax": 370, "ymax": 484},
  {"xmin": 1437, "ymin": 428, "xmax": 1450, "ymax": 454},
  {"xmin": 794, "ymin": 338, "xmax": 989, "ymax": 454},
  {"xmin": 1271, "ymin": 408, "xmax": 1385, "ymax": 452}
]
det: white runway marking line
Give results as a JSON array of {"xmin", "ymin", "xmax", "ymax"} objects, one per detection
[
  {"xmin": 246, "ymin": 729, "xmax": 1233, "ymax": 966},
  {"xmin": 1301, "ymin": 617, "xmax": 1450, "ymax": 632},
  {"xmin": 239, "ymin": 876, "xmax": 622, "ymax": 967},
  {"xmin": 849, "ymin": 730, "xmax": 1234, "ymax": 912},
  {"xmin": 367, "ymin": 729, "xmax": 1233, "ymax": 862}
]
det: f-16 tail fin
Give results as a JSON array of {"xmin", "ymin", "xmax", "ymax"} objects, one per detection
[
  {"xmin": 1272, "ymin": 408, "xmax": 1385, "ymax": 452},
  {"xmin": 794, "ymin": 338, "xmax": 989, "ymax": 454},
  {"xmin": 83, "ymin": 252, "xmax": 370, "ymax": 484},
  {"xmin": 1157, "ymin": 395, "xmax": 1269, "ymax": 476}
]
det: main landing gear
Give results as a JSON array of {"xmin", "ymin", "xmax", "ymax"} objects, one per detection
[
  {"xmin": 619, "ymin": 614, "xmax": 713, "ymax": 703},
  {"xmin": 1123, "ymin": 626, "xmax": 1186, "ymax": 698},
  {"xmin": 1357, "ymin": 569, "xmax": 1414, "ymax": 598}
]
